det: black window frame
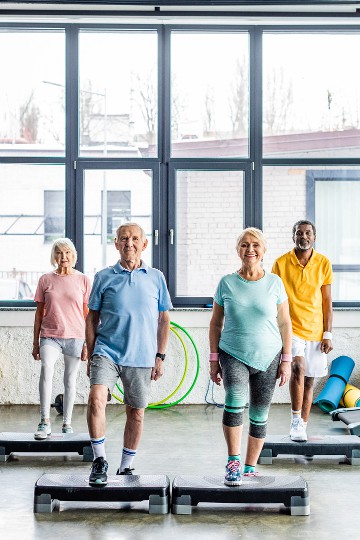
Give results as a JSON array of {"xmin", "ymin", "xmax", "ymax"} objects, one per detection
[{"xmin": 1, "ymin": 22, "xmax": 360, "ymax": 307}]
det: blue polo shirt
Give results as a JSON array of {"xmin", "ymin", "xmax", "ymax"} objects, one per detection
[{"xmin": 88, "ymin": 261, "xmax": 173, "ymax": 367}]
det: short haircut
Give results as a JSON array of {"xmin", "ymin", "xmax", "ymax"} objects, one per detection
[
  {"xmin": 116, "ymin": 222, "xmax": 146, "ymax": 242},
  {"xmin": 235, "ymin": 227, "xmax": 267, "ymax": 254},
  {"xmin": 292, "ymin": 220, "xmax": 316, "ymax": 237},
  {"xmin": 50, "ymin": 238, "xmax": 77, "ymax": 267}
]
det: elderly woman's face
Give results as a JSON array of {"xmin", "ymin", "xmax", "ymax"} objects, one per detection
[
  {"xmin": 237, "ymin": 234, "xmax": 265, "ymax": 266},
  {"xmin": 54, "ymin": 246, "xmax": 74, "ymax": 268}
]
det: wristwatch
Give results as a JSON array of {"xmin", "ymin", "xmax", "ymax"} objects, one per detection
[{"xmin": 156, "ymin": 353, "xmax": 166, "ymax": 361}]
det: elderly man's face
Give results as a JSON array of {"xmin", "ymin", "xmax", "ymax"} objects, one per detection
[
  {"xmin": 115, "ymin": 225, "xmax": 148, "ymax": 262},
  {"xmin": 293, "ymin": 224, "xmax": 315, "ymax": 252}
]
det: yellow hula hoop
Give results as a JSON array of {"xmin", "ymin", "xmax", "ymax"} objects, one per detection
[{"xmin": 112, "ymin": 325, "xmax": 189, "ymax": 406}]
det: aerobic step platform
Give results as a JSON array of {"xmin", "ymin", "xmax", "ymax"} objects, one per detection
[
  {"xmin": 258, "ymin": 435, "xmax": 360, "ymax": 465},
  {"xmin": 34, "ymin": 473, "xmax": 170, "ymax": 514},
  {"xmin": 0, "ymin": 432, "xmax": 93, "ymax": 462},
  {"xmin": 171, "ymin": 475, "xmax": 309, "ymax": 516},
  {"xmin": 331, "ymin": 408, "xmax": 360, "ymax": 436}
]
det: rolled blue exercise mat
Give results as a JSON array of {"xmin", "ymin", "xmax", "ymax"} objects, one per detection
[{"xmin": 313, "ymin": 355, "xmax": 355, "ymax": 413}]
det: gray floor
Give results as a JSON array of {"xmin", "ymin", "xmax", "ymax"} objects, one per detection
[{"xmin": 0, "ymin": 403, "xmax": 359, "ymax": 539}]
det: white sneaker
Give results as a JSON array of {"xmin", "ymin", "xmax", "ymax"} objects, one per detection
[
  {"xmin": 34, "ymin": 422, "xmax": 51, "ymax": 440},
  {"xmin": 290, "ymin": 417, "xmax": 307, "ymax": 442}
]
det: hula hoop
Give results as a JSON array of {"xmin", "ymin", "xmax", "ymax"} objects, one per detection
[
  {"xmin": 112, "ymin": 321, "xmax": 200, "ymax": 409},
  {"xmin": 112, "ymin": 325, "xmax": 189, "ymax": 406}
]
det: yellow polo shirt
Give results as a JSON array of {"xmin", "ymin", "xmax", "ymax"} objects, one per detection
[{"xmin": 272, "ymin": 249, "xmax": 333, "ymax": 341}]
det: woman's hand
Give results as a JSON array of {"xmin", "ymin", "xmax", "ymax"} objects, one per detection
[
  {"xmin": 32, "ymin": 344, "xmax": 40, "ymax": 361},
  {"xmin": 209, "ymin": 361, "xmax": 222, "ymax": 386},
  {"xmin": 277, "ymin": 361, "xmax": 291, "ymax": 387},
  {"xmin": 81, "ymin": 343, "xmax": 88, "ymax": 362}
]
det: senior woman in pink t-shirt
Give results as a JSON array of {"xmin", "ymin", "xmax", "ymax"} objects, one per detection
[{"xmin": 32, "ymin": 238, "xmax": 91, "ymax": 439}]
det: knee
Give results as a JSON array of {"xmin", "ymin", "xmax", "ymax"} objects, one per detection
[
  {"xmin": 223, "ymin": 409, "xmax": 243, "ymax": 427},
  {"xmin": 88, "ymin": 387, "xmax": 107, "ymax": 415},
  {"xmin": 291, "ymin": 357, "xmax": 306, "ymax": 379},
  {"xmin": 249, "ymin": 422, "xmax": 266, "ymax": 438},
  {"xmin": 127, "ymin": 407, "xmax": 145, "ymax": 424},
  {"xmin": 304, "ymin": 377, "xmax": 315, "ymax": 390}
]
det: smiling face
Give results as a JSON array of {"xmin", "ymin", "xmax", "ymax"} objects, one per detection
[
  {"xmin": 54, "ymin": 245, "xmax": 75, "ymax": 270},
  {"xmin": 115, "ymin": 224, "xmax": 148, "ymax": 266},
  {"xmin": 293, "ymin": 223, "xmax": 316, "ymax": 252},
  {"xmin": 237, "ymin": 233, "xmax": 266, "ymax": 268}
]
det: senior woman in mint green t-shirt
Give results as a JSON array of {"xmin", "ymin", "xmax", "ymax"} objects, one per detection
[{"xmin": 209, "ymin": 227, "xmax": 292, "ymax": 486}]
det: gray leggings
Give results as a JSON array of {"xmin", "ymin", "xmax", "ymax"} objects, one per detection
[{"xmin": 220, "ymin": 349, "xmax": 281, "ymax": 439}]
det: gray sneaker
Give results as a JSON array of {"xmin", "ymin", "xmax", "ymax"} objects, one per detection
[
  {"xmin": 34, "ymin": 422, "xmax": 51, "ymax": 440},
  {"xmin": 62, "ymin": 424, "xmax": 73, "ymax": 434}
]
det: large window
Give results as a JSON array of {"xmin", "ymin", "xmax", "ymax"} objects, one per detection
[{"xmin": 1, "ymin": 24, "xmax": 360, "ymax": 306}]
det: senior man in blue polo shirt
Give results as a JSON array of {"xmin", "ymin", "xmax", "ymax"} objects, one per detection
[{"xmin": 86, "ymin": 223, "xmax": 172, "ymax": 486}]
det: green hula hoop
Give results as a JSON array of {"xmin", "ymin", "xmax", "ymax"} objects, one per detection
[
  {"xmin": 112, "ymin": 325, "xmax": 189, "ymax": 406},
  {"xmin": 112, "ymin": 321, "xmax": 200, "ymax": 409}
]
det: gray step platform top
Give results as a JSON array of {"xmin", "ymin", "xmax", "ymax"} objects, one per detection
[
  {"xmin": 35, "ymin": 473, "xmax": 170, "ymax": 502},
  {"xmin": 262, "ymin": 434, "xmax": 360, "ymax": 455},
  {"xmin": 173, "ymin": 474, "xmax": 307, "ymax": 493},
  {"xmin": 0, "ymin": 432, "xmax": 91, "ymax": 452}
]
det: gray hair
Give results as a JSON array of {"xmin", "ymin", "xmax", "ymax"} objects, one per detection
[
  {"xmin": 50, "ymin": 238, "xmax": 77, "ymax": 267},
  {"xmin": 292, "ymin": 220, "xmax": 316, "ymax": 237},
  {"xmin": 116, "ymin": 223, "xmax": 146, "ymax": 242},
  {"xmin": 235, "ymin": 227, "xmax": 267, "ymax": 254}
]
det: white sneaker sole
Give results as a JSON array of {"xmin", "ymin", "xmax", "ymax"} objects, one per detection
[
  {"xmin": 34, "ymin": 432, "xmax": 51, "ymax": 440},
  {"xmin": 290, "ymin": 434, "xmax": 307, "ymax": 442},
  {"xmin": 224, "ymin": 479, "xmax": 242, "ymax": 486}
]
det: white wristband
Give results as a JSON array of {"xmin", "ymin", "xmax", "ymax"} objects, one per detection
[{"xmin": 323, "ymin": 331, "xmax": 333, "ymax": 340}]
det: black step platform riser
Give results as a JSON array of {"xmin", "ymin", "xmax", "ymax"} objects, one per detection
[
  {"xmin": 34, "ymin": 474, "xmax": 170, "ymax": 515},
  {"xmin": 171, "ymin": 475, "xmax": 310, "ymax": 516},
  {"xmin": 259, "ymin": 435, "xmax": 360, "ymax": 465},
  {"xmin": 0, "ymin": 433, "xmax": 93, "ymax": 462}
]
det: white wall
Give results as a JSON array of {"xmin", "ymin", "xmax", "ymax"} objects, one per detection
[{"xmin": 0, "ymin": 309, "xmax": 359, "ymax": 407}]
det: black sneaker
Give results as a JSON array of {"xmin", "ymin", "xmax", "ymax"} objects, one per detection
[
  {"xmin": 89, "ymin": 457, "xmax": 108, "ymax": 486},
  {"xmin": 116, "ymin": 467, "xmax": 134, "ymax": 475}
]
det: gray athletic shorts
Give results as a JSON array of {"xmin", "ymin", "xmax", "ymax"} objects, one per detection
[
  {"xmin": 40, "ymin": 337, "xmax": 84, "ymax": 358},
  {"xmin": 89, "ymin": 354, "xmax": 152, "ymax": 409}
]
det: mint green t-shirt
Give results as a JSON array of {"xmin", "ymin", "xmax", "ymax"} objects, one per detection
[{"xmin": 214, "ymin": 272, "xmax": 287, "ymax": 371}]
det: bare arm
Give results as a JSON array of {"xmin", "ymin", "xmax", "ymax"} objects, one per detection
[
  {"xmin": 32, "ymin": 302, "xmax": 45, "ymax": 360},
  {"xmin": 151, "ymin": 310, "xmax": 171, "ymax": 381},
  {"xmin": 209, "ymin": 302, "xmax": 224, "ymax": 386},
  {"xmin": 276, "ymin": 300, "xmax": 292, "ymax": 387},
  {"xmin": 85, "ymin": 309, "xmax": 100, "ymax": 370},
  {"xmin": 321, "ymin": 284, "xmax": 333, "ymax": 354}
]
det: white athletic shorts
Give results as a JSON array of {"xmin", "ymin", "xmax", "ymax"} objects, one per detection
[{"xmin": 292, "ymin": 335, "xmax": 328, "ymax": 378}]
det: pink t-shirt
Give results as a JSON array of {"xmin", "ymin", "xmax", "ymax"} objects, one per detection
[{"xmin": 34, "ymin": 270, "xmax": 91, "ymax": 339}]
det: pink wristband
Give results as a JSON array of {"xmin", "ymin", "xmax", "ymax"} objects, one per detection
[
  {"xmin": 209, "ymin": 352, "xmax": 219, "ymax": 362},
  {"xmin": 281, "ymin": 353, "xmax": 292, "ymax": 362}
]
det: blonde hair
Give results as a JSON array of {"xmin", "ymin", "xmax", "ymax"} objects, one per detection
[
  {"xmin": 50, "ymin": 238, "xmax": 77, "ymax": 267},
  {"xmin": 235, "ymin": 227, "xmax": 267, "ymax": 254}
]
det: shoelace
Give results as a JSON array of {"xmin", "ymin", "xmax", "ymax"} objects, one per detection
[
  {"xmin": 227, "ymin": 460, "xmax": 241, "ymax": 473},
  {"xmin": 93, "ymin": 459, "xmax": 107, "ymax": 473}
]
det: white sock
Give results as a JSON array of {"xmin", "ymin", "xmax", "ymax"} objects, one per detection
[
  {"xmin": 120, "ymin": 447, "xmax": 136, "ymax": 472},
  {"xmin": 90, "ymin": 437, "xmax": 106, "ymax": 460},
  {"xmin": 303, "ymin": 421, "xmax": 308, "ymax": 429},
  {"xmin": 291, "ymin": 410, "xmax": 301, "ymax": 420}
]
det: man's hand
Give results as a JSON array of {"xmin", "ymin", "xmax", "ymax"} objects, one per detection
[
  {"xmin": 321, "ymin": 339, "xmax": 333, "ymax": 354},
  {"xmin": 151, "ymin": 357, "xmax": 164, "ymax": 381}
]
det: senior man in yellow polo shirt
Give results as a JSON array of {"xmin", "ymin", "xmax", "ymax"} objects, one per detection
[{"xmin": 272, "ymin": 220, "xmax": 333, "ymax": 442}]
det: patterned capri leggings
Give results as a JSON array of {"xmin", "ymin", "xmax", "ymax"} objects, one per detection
[{"xmin": 220, "ymin": 349, "xmax": 281, "ymax": 439}]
